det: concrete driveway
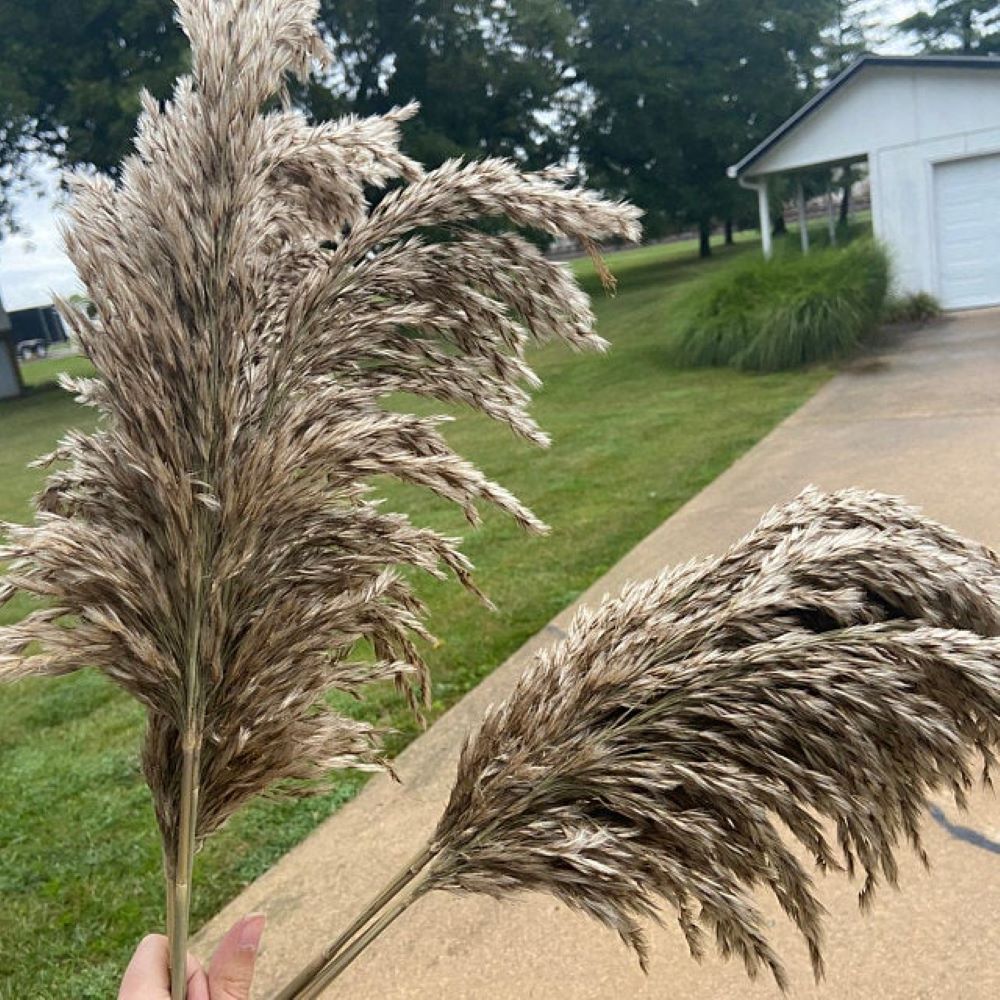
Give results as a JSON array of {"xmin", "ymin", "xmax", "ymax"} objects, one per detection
[{"xmin": 197, "ymin": 309, "xmax": 1000, "ymax": 999}]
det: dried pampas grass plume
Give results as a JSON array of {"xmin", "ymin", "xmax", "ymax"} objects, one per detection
[
  {"xmin": 0, "ymin": 0, "xmax": 639, "ymax": 995},
  {"xmin": 279, "ymin": 488, "xmax": 1000, "ymax": 998}
]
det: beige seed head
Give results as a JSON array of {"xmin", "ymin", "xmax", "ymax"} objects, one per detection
[
  {"xmin": 0, "ymin": 0, "xmax": 641, "ymax": 876},
  {"xmin": 428, "ymin": 488, "xmax": 1000, "ymax": 989}
]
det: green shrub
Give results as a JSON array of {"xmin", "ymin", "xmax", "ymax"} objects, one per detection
[
  {"xmin": 883, "ymin": 291, "xmax": 941, "ymax": 325},
  {"xmin": 671, "ymin": 240, "xmax": 891, "ymax": 372}
]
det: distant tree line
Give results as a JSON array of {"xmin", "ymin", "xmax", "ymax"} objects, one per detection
[{"xmin": 0, "ymin": 0, "xmax": 997, "ymax": 253}]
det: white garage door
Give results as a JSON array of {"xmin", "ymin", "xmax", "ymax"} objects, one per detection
[{"xmin": 934, "ymin": 153, "xmax": 1000, "ymax": 310}]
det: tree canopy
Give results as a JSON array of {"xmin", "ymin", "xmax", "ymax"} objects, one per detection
[
  {"xmin": 0, "ymin": 0, "xmax": 866, "ymax": 250},
  {"xmin": 897, "ymin": 0, "xmax": 1000, "ymax": 54},
  {"xmin": 308, "ymin": 0, "xmax": 575, "ymax": 168},
  {"xmin": 819, "ymin": 0, "xmax": 884, "ymax": 78},
  {"xmin": 568, "ymin": 0, "xmax": 836, "ymax": 253},
  {"xmin": 0, "ymin": 1, "xmax": 186, "ymax": 170},
  {"xmin": 0, "ymin": 0, "xmax": 186, "ymax": 232}
]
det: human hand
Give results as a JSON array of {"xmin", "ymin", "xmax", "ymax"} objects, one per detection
[{"xmin": 119, "ymin": 913, "xmax": 266, "ymax": 1000}]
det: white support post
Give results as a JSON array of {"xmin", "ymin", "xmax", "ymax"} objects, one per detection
[
  {"xmin": 797, "ymin": 180, "xmax": 809, "ymax": 254},
  {"xmin": 757, "ymin": 182, "xmax": 773, "ymax": 260},
  {"xmin": 826, "ymin": 184, "xmax": 837, "ymax": 246}
]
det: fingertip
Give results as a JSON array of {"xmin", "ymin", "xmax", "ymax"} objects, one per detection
[
  {"xmin": 186, "ymin": 957, "xmax": 211, "ymax": 1000},
  {"xmin": 237, "ymin": 913, "xmax": 266, "ymax": 953},
  {"xmin": 119, "ymin": 934, "xmax": 170, "ymax": 999},
  {"xmin": 140, "ymin": 932, "xmax": 171, "ymax": 957},
  {"xmin": 208, "ymin": 913, "xmax": 267, "ymax": 999}
]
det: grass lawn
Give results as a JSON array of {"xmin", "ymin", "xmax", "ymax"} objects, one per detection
[{"xmin": 0, "ymin": 236, "xmax": 829, "ymax": 997}]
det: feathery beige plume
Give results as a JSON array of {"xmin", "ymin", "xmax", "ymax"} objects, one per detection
[
  {"xmin": 280, "ymin": 488, "xmax": 1000, "ymax": 997},
  {"xmin": 0, "ymin": 1, "xmax": 640, "ymax": 995}
]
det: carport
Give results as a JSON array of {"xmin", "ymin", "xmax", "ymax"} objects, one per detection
[{"xmin": 728, "ymin": 55, "xmax": 1000, "ymax": 309}]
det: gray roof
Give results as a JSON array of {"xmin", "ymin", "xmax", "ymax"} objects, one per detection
[{"xmin": 728, "ymin": 54, "xmax": 1000, "ymax": 179}]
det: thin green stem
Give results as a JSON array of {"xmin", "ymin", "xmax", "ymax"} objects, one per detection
[
  {"xmin": 169, "ymin": 726, "xmax": 202, "ymax": 998},
  {"xmin": 164, "ymin": 853, "xmax": 175, "ymax": 955},
  {"xmin": 273, "ymin": 843, "xmax": 438, "ymax": 1000},
  {"xmin": 169, "ymin": 589, "xmax": 206, "ymax": 1000}
]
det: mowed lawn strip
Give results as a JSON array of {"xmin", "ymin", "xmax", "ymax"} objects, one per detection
[{"xmin": 0, "ymin": 238, "xmax": 829, "ymax": 997}]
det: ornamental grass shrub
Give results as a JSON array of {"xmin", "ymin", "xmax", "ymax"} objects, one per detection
[
  {"xmin": 671, "ymin": 239, "xmax": 890, "ymax": 372},
  {"xmin": 883, "ymin": 290, "xmax": 942, "ymax": 325}
]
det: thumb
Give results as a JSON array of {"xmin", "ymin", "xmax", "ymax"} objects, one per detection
[{"xmin": 207, "ymin": 913, "xmax": 266, "ymax": 1000}]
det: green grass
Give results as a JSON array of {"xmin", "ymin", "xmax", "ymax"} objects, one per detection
[
  {"xmin": 671, "ymin": 237, "xmax": 890, "ymax": 372},
  {"xmin": 0, "ymin": 236, "xmax": 829, "ymax": 998},
  {"xmin": 17, "ymin": 353, "xmax": 96, "ymax": 391}
]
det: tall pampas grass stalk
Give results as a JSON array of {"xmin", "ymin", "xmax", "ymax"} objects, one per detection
[
  {"xmin": 0, "ymin": 1, "xmax": 639, "ymax": 997},
  {"xmin": 275, "ymin": 487, "xmax": 1000, "ymax": 998}
]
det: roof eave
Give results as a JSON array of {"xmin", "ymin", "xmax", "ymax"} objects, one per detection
[{"xmin": 728, "ymin": 53, "xmax": 1000, "ymax": 180}]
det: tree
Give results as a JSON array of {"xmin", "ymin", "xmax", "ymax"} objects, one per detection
[
  {"xmin": 0, "ymin": 0, "xmax": 574, "ymax": 239},
  {"xmin": 308, "ymin": 0, "xmax": 575, "ymax": 168},
  {"xmin": 569, "ymin": 0, "xmax": 836, "ymax": 256},
  {"xmin": 0, "ymin": 1, "xmax": 185, "ymax": 235},
  {"xmin": 809, "ymin": 2, "xmax": 886, "ymax": 227},
  {"xmin": 0, "ymin": 112, "xmax": 33, "ymax": 235},
  {"xmin": 897, "ymin": 0, "xmax": 1000, "ymax": 53},
  {"xmin": 818, "ymin": 0, "xmax": 885, "ymax": 78}
]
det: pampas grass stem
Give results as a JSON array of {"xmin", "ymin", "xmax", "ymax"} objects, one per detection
[
  {"xmin": 295, "ymin": 882, "xmax": 428, "ymax": 1000},
  {"xmin": 168, "ymin": 768, "xmax": 198, "ymax": 1000},
  {"xmin": 274, "ymin": 844, "xmax": 440, "ymax": 1000},
  {"xmin": 168, "ymin": 661, "xmax": 202, "ymax": 1000},
  {"xmin": 167, "ymin": 578, "xmax": 199, "ymax": 995}
]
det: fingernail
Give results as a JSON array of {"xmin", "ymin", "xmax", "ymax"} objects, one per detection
[{"xmin": 238, "ymin": 913, "xmax": 266, "ymax": 953}]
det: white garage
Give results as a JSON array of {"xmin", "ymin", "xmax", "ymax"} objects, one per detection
[{"xmin": 728, "ymin": 55, "xmax": 1000, "ymax": 310}]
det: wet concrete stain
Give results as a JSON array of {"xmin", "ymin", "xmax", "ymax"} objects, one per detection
[
  {"xmin": 929, "ymin": 804, "xmax": 1000, "ymax": 856},
  {"xmin": 845, "ymin": 356, "xmax": 891, "ymax": 375}
]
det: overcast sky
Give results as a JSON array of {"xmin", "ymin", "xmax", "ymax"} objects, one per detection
[{"xmin": 0, "ymin": 1, "xmax": 926, "ymax": 310}]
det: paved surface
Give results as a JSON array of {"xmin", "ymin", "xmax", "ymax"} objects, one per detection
[{"xmin": 196, "ymin": 310, "xmax": 1000, "ymax": 998}]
